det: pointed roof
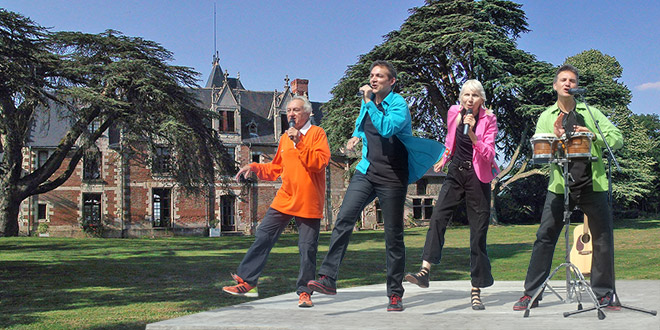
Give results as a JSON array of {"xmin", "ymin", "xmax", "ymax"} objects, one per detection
[
  {"xmin": 205, "ymin": 56, "xmax": 224, "ymax": 88},
  {"xmin": 205, "ymin": 56, "xmax": 244, "ymax": 90}
]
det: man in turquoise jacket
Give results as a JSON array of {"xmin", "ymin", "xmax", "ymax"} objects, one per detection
[
  {"xmin": 308, "ymin": 60, "xmax": 445, "ymax": 312},
  {"xmin": 514, "ymin": 64, "xmax": 623, "ymax": 311}
]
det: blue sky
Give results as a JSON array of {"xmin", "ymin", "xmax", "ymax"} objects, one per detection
[{"xmin": 3, "ymin": 0, "xmax": 658, "ymax": 115}]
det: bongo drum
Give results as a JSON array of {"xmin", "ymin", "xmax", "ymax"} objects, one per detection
[
  {"xmin": 530, "ymin": 133, "xmax": 558, "ymax": 164},
  {"xmin": 565, "ymin": 132, "xmax": 594, "ymax": 159}
]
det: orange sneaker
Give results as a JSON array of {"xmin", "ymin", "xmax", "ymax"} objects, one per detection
[
  {"xmin": 222, "ymin": 274, "xmax": 258, "ymax": 297},
  {"xmin": 298, "ymin": 292, "xmax": 313, "ymax": 308}
]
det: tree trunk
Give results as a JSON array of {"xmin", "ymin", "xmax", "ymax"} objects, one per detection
[
  {"xmin": 0, "ymin": 185, "xmax": 21, "ymax": 237},
  {"xmin": 489, "ymin": 177, "xmax": 501, "ymax": 225}
]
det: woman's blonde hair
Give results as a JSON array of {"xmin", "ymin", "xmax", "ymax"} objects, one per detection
[{"xmin": 459, "ymin": 79, "xmax": 487, "ymax": 106}]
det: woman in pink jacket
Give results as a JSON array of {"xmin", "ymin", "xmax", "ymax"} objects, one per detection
[{"xmin": 405, "ymin": 79, "xmax": 499, "ymax": 310}]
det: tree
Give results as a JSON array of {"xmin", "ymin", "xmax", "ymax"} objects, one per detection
[
  {"xmin": 634, "ymin": 114, "xmax": 660, "ymax": 213},
  {"xmin": 0, "ymin": 10, "xmax": 232, "ymax": 236},
  {"xmin": 321, "ymin": 0, "xmax": 555, "ymax": 223}
]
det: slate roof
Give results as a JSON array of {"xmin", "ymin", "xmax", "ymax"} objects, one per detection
[
  {"xmin": 25, "ymin": 60, "xmax": 324, "ymax": 150},
  {"xmin": 26, "ymin": 102, "xmax": 73, "ymax": 148},
  {"xmin": 237, "ymin": 90, "xmax": 277, "ymax": 144}
]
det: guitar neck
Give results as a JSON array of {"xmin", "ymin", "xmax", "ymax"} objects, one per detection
[{"xmin": 583, "ymin": 214, "xmax": 589, "ymax": 235}]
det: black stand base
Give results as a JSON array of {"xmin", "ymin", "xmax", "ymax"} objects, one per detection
[
  {"xmin": 563, "ymin": 293, "xmax": 657, "ymax": 318},
  {"xmin": 523, "ymin": 261, "xmax": 604, "ymax": 319}
]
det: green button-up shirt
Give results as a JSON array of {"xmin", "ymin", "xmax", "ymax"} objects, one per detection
[{"xmin": 535, "ymin": 102, "xmax": 623, "ymax": 194}]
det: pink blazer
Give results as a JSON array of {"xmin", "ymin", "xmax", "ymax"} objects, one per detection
[{"xmin": 441, "ymin": 104, "xmax": 499, "ymax": 183}]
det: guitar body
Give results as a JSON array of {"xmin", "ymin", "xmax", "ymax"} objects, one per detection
[{"xmin": 570, "ymin": 215, "xmax": 593, "ymax": 275}]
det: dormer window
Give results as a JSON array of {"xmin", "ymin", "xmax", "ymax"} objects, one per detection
[
  {"xmin": 218, "ymin": 110, "xmax": 235, "ymax": 133},
  {"xmin": 247, "ymin": 120, "xmax": 258, "ymax": 137}
]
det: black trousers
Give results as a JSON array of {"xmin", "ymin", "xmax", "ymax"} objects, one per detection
[
  {"xmin": 318, "ymin": 171, "xmax": 408, "ymax": 297},
  {"xmin": 523, "ymin": 190, "xmax": 615, "ymax": 298},
  {"xmin": 421, "ymin": 161, "xmax": 494, "ymax": 288},
  {"xmin": 236, "ymin": 207, "xmax": 320, "ymax": 295}
]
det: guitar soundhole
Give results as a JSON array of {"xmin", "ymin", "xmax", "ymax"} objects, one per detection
[{"xmin": 581, "ymin": 234, "xmax": 591, "ymax": 244}]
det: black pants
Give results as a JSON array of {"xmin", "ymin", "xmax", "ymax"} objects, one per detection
[
  {"xmin": 236, "ymin": 207, "xmax": 320, "ymax": 295},
  {"xmin": 523, "ymin": 190, "xmax": 615, "ymax": 298},
  {"xmin": 318, "ymin": 171, "xmax": 408, "ymax": 297},
  {"xmin": 422, "ymin": 161, "xmax": 494, "ymax": 288}
]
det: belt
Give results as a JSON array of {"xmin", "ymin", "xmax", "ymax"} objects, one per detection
[{"xmin": 456, "ymin": 160, "xmax": 473, "ymax": 171}]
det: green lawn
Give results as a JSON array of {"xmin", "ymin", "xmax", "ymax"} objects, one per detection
[{"xmin": 1, "ymin": 217, "xmax": 658, "ymax": 329}]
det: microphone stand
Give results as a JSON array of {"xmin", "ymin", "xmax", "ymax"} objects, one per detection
[{"xmin": 563, "ymin": 94, "xmax": 658, "ymax": 317}]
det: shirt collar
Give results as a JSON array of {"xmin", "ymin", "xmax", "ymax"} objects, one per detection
[
  {"xmin": 299, "ymin": 119, "xmax": 312, "ymax": 135},
  {"xmin": 549, "ymin": 101, "xmax": 586, "ymax": 114},
  {"xmin": 381, "ymin": 91, "xmax": 396, "ymax": 106}
]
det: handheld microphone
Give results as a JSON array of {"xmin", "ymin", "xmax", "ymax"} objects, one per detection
[
  {"xmin": 356, "ymin": 90, "xmax": 364, "ymax": 97},
  {"xmin": 463, "ymin": 108, "xmax": 473, "ymax": 135},
  {"xmin": 288, "ymin": 119, "xmax": 296, "ymax": 140},
  {"xmin": 568, "ymin": 88, "xmax": 587, "ymax": 95}
]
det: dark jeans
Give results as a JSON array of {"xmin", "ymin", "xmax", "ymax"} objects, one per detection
[
  {"xmin": 318, "ymin": 171, "xmax": 408, "ymax": 297},
  {"xmin": 421, "ymin": 161, "xmax": 494, "ymax": 288},
  {"xmin": 236, "ymin": 207, "xmax": 320, "ymax": 295},
  {"xmin": 523, "ymin": 190, "xmax": 615, "ymax": 298}
]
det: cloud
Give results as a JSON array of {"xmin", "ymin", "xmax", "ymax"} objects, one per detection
[{"xmin": 637, "ymin": 81, "xmax": 660, "ymax": 91}]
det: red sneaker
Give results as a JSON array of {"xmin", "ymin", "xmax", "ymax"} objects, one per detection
[
  {"xmin": 513, "ymin": 295, "xmax": 539, "ymax": 311},
  {"xmin": 298, "ymin": 292, "xmax": 313, "ymax": 308},
  {"xmin": 387, "ymin": 294, "xmax": 404, "ymax": 312},
  {"xmin": 222, "ymin": 273, "xmax": 258, "ymax": 297}
]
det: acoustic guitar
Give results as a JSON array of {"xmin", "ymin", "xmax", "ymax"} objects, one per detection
[{"xmin": 570, "ymin": 214, "xmax": 593, "ymax": 275}]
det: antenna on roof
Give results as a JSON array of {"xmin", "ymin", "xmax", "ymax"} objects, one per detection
[{"xmin": 213, "ymin": 2, "xmax": 217, "ymax": 64}]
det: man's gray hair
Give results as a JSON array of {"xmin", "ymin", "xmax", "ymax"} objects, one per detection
[{"xmin": 290, "ymin": 95, "xmax": 313, "ymax": 114}]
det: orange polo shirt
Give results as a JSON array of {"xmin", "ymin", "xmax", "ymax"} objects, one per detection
[{"xmin": 248, "ymin": 124, "xmax": 330, "ymax": 219}]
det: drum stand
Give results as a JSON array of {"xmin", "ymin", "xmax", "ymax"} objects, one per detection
[{"xmin": 524, "ymin": 153, "xmax": 604, "ymax": 319}]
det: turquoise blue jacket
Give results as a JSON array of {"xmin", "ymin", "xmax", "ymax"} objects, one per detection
[{"xmin": 352, "ymin": 91, "xmax": 446, "ymax": 184}]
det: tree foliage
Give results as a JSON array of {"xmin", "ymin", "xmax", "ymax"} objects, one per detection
[
  {"xmin": 0, "ymin": 9, "xmax": 232, "ymax": 236},
  {"xmin": 320, "ymin": 0, "xmax": 557, "ymax": 223},
  {"xmin": 634, "ymin": 114, "xmax": 660, "ymax": 212},
  {"xmin": 320, "ymin": 1, "xmax": 651, "ymax": 223}
]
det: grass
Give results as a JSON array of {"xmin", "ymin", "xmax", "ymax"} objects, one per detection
[{"xmin": 1, "ymin": 217, "xmax": 659, "ymax": 329}]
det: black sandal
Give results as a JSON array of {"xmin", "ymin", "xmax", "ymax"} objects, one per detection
[
  {"xmin": 404, "ymin": 267, "xmax": 430, "ymax": 288},
  {"xmin": 471, "ymin": 288, "xmax": 485, "ymax": 310}
]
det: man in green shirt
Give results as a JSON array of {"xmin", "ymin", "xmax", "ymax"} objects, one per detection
[{"xmin": 513, "ymin": 64, "xmax": 623, "ymax": 311}]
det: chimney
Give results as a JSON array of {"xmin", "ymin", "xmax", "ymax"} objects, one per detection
[{"xmin": 291, "ymin": 79, "xmax": 309, "ymax": 97}]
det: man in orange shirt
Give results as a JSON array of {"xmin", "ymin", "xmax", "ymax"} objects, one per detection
[{"xmin": 222, "ymin": 96, "xmax": 331, "ymax": 308}]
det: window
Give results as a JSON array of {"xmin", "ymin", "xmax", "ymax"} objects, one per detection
[
  {"xmin": 37, "ymin": 150, "xmax": 49, "ymax": 168},
  {"xmin": 251, "ymin": 152, "xmax": 260, "ymax": 163},
  {"xmin": 248, "ymin": 122, "xmax": 258, "ymax": 136},
  {"xmin": 108, "ymin": 123, "xmax": 120, "ymax": 145},
  {"xmin": 225, "ymin": 147, "xmax": 235, "ymax": 163},
  {"xmin": 413, "ymin": 198, "xmax": 434, "ymax": 220},
  {"xmin": 219, "ymin": 110, "xmax": 235, "ymax": 132},
  {"xmin": 416, "ymin": 179, "xmax": 428, "ymax": 195},
  {"xmin": 37, "ymin": 204, "xmax": 47, "ymax": 220},
  {"xmin": 152, "ymin": 188, "xmax": 171, "ymax": 228},
  {"xmin": 83, "ymin": 151, "xmax": 101, "ymax": 180},
  {"xmin": 88, "ymin": 119, "xmax": 100, "ymax": 133},
  {"xmin": 82, "ymin": 193, "xmax": 102, "ymax": 226},
  {"xmin": 280, "ymin": 113, "xmax": 288, "ymax": 135},
  {"xmin": 221, "ymin": 195, "xmax": 235, "ymax": 231},
  {"xmin": 153, "ymin": 146, "xmax": 172, "ymax": 174},
  {"xmin": 374, "ymin": 199, "xmax": 384, "ymax": 224}
]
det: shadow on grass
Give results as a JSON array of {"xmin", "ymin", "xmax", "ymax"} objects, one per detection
[
  {"xmin": 0, "ymin": 230, "xmax": 532, "ymax": 329},
  {"xmin": 613, "ymin": 217, "xmax": 660, "ymax": 230},
  {"xmin": 0, "ymin": 238, "xmax": 277, "ymax": 329}
]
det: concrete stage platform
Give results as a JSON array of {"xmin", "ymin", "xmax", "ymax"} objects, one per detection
[{"xmin": 146, "ymin": 280, "xmax": 659, "ymax": 330}]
